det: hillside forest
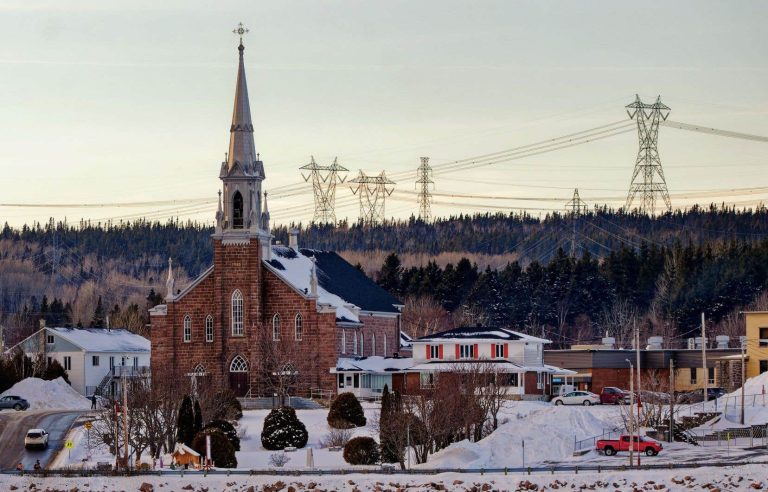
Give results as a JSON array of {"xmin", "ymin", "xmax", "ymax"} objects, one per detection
[{"xmin": 2, "ymin": 205, "xmax": 768, "ymax": 349}]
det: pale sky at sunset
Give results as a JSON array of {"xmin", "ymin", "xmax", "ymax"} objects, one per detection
[{"xmin": 1, "ymin": 0, "xmax": 767, "ymax": 227}]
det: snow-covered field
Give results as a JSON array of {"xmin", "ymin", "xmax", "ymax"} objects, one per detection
[
  {"xmin": 2, "ymin": 465, "xmax": 768, "ymax": 491},
  {"xmin": 0, "ymin": 377, "xmax": 90, "ymax": 411}
]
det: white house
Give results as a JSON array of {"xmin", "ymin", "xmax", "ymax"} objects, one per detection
[{"xmin": 10, "ymin": 327, "xmax": 151, "ymax": 397}]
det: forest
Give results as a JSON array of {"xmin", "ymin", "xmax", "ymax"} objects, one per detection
[{"xmin": 1, "ymin": 205, "xmax": 767, "ymax": 348}]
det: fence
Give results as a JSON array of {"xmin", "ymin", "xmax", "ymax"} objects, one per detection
[
  {"xmin": 6, "ymin": 458, "xmax": 768, "ymax": 478},
  {"xmin": 686, "ymin": 424, "xmax": 768, "ymax": 449},
  {"xmin": 574, "ymin": 427, "xmax": 623, "ymax": 452},
  {"xmin": 676, "ymin": 392, "xmax": 767, "ymax": 419}
]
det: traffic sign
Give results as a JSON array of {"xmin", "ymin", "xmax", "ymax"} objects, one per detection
[
  {"xmin": 84, "ymin": 421, "xmax": 93, "ymax": 430},
  {"xmin": 65, "ymin": 440, "xmax": 74, "ymax": 449}
]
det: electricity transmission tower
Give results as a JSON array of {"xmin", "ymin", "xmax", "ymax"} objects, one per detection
[
  {"xmin": 625, "ymin": 94, "xmax": 672, "ymax": 214},
  {"xmin": 300, "ymin": 156, "xmax": 348, "ymax": 224},
  {"xmin": 565, "ymin": 188, "xmax": 588, "ymax": 258},
  {"xmin": 415, "ymin": 156, "xmax": 434, "ymax": 222},
  {"xmin": 349, "ymin": 171, "xmax": 396, "ymax": 225}
]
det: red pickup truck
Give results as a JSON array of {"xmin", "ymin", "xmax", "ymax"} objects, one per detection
[{"xmin": 596, "ymin": 435, "xmax": 662, "ymax": 456}]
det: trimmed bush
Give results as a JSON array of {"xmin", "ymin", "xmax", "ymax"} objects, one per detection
[
  {"xmin": 191, "ymin": 428, "xmax": 237, "ymax": 468},
  {"xmin": 327, "ymin": 392, "xmax": 367, "ymax": 429},
  {"xmin": 261, "ymin": 407, "xmax": 309, "ymax": 450},
  {"xmin": 343, "ymin": 436, "xmax": 380, "ymax": 465},
  {"xmin": 203, "ymin": 419, "xmax": 240, "ymax": 451}
]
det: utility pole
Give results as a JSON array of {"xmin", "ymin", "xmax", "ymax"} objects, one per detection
[
  {"xmin": 741, "ymin": 335, "xmax": 746, "ymax": 425},
  {"xmin": 635, "ymin": 325, "xmax": 641, "ymax": 467},
  {"xmin": 701, "ymin": 312, "xmax": 708, "ymax": 405},
  {"xmin": 349, "ymin": 170, "xmax": 396, "ymax": 225},
  {"xmin": 669, "ymin": 357, "xmax": 675, "ymax": 443},
  {"xmin": 300, "ymin": 156, "xmax": 348, "ymax": 224},
  {"xmin": 626, "ymin": 359, "xmax": 634, "ymax": 467},
  {"xmin": 122, "ymin": 359, "xmax": 129, "ymax": 469},
  {"xmin": 624, "ymin": 95, "xmax": 672, "ymax": 214},
  {"xmin": 415, "ymin": 157, "xmax": 434, "ymax": 222},
  {"xmin": 564, "ymin": 188, "xmax": 587, "ymax": 258}
]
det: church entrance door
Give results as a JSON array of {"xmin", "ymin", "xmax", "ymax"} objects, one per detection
[{"xmin": 229, "ymin": 355, "xmax": 249, "ymax": 397}]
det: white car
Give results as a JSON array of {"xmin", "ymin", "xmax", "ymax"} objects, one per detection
[
  {"xmin": 24, "ymin": 429, "xmax": 49, "ymax": 450},
  {"xmin": 552, "ymin": 391, "xmax": 601, "ymax": 406}
]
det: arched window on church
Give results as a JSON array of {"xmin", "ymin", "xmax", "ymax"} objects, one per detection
[
  {"xmin": 294, "ymin": 313, "xmax": 303, "ymax": 341},
  {"xmin": 272, "ymin": 313, "xmax": 281, "ymax": 341},
  {"xmin": 230, "ymin": 355, "xmax": 248, "ymax": 372},
  {"xmin": 232, "ymin": 191, "xmax": 244, "ymax": 229},
  {"xmin": 192, "ymin": 363, "xmax": 207, "ymax": 375},
  {"xmin": 231, "ymin": 290, "xmax": 244, "ymax": 336},
  {"xmin": 205, "ymin": 315, "xmax": 214, "ymax": 343},
  {"xmin": 183, "ymin": 315, "xmax": 191, "ymax": 342}
]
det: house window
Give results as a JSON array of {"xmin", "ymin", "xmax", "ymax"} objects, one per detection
[
  {"xmin": 183, "ymin": 315, "xmax": 192, "ymax": 342},
  {"xmin": 294, "ymin": 314, "xmax": 303, "ymax": 341},
  {"xmin": 760, "ymin": 360, "xmax": 768, "ymax": 374},
  {"xmin": 46, "ymin": 334, "xmax": 54, "ymax": 344},
  {"xmin": 760, "ymin": 328, "xmax": 768, "ymax": 347},
  {"xmin": 353, "ymin": 332, "xmax": 358, "ymax": 355},
  {"xmin": 429, "ymin": 345, "xmax": 440, "ymax": 359},
  {"xmin": 537, "ymin": 371, "xmax": 545, "ymax": 389},
  {"xmin": 689, "ymin": 367, "xmax": 697, "ymax": 385},
  {"xmin": 92, "ymin": 356, "xmax": 100, "ymax": 367},
  {"xmin": 272, "ymin": 314, "xmax": 281, "ymax": 341},
  {"xmin": 459, "ymin": 344, "xmax": 475, "ymax": 359},
  {"xmin": 133, "ymin": 357, "xmax": 138, "ymax": 369},
  {"xmin": 371, "ymin": 334, "xmax": 376, "ymax": 356},
  {"xmin": 109, "ymin": 356, "xmax": 115, "ymax": 369},
  {"xmin": 63, "ymin": 356, "xmax": 71, "ymax": 371},
  {"xmin": 231, "ymin": 290, "xmax": 244, "ymax": 336},
  {"xmin": 708, "ymin": 367, "xmax": 715, "ymax": 385},
  {"xmin": 420, "ymin": 372, "xmax": 435, "ymax": 389},
  {"xmin": 341, "ymin": 330, "xmax": 346, "ymax": 354},
  {"xmin": 494, "ymin": 344, "xmax": 504, "ymax": 358},
  {"xmin": 205, "ymin": 315, "xmax": 214, "ymax": 343}
]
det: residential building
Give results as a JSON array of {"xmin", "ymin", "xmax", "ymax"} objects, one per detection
[
  {"xmin": 9, "ymin": 327, "xmax": 150, "ymax": 397},
  {"xmin": 742, "ymin": 311, "xmax": 768, "ymax": 379},
  {"xmin": 149, "ymin": 38, "xmax": 402, "ymax": 398}
]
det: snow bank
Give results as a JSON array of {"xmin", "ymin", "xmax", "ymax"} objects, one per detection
[
  {"xmin": 0, "ymin": 377, "xmax": 90, "ymax": 410},
  {"xmin": 419, "ymin": 403, "xmax": 617, "ymax": 469}
]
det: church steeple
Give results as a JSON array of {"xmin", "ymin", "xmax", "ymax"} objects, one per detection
[{"xmin": 226, "ymin": 39, "xmax": 263, "ymax": 178}]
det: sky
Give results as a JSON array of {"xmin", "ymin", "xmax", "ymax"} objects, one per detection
[{"xmin": 0, "ymin": 0, "xmax": 767, "ymax": 227}]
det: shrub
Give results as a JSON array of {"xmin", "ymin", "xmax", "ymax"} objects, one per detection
[
  {"xmin": 203, "ymin": 419, "xmax": 241, "ymax": 451},
  {"xmin": 343, "ymin": 436, "xmax": 380, "ymax": 465},
  {"xmin": 261, "ymin": 407, "xmax": 309, "ymax": 450},
  {"xmin": 327, "ymin": 392, "xmax": 367, "ymax": 429},
  {"xmin": 213, "ymin": 389, "xmax": 243, "ymax": 421},
  {"xmin": 191, "ymin": 428, "xmax": 237, "ymax": 468},
  {"xmin": 268, "ymin": 452, "xmax": 290, "ymax": 468},
  {"xmin": 319, "ymin": 427, "xmax": 353, "ymax": 448}
]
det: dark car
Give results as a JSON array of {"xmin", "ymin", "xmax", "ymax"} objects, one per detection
[
  {"xmin": 600, "ymin": 387, "xmax": 629, "ymax": 405},
  {"xmin": 677, "ymin": 387, "xmax": 726, "ymax": 404},
  {"xmin": 0, "ymin": 395, "xmax": 30, "ymax": 411}
]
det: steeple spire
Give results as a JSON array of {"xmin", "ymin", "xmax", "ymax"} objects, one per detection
[{"xmin": 226, "ymin": 23, "xmax": 263, "ymax": 178}]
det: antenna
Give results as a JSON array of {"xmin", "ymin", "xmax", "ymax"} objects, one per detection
[
  {"xmin": 415, "ymin": 157, "xmax": 434, "ymax": 222},
  {"xmin": 625, "ymin": 95, "xmax": 672, "ymax": 214},
  {"xmin": 349, "ymin": 170, "xmax": 396, "ymax": 225},
  {"xmin": 300, "ymin": 156, "xmax": 349, "ymax": 224}
]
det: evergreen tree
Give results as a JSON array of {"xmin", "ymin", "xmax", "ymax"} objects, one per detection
[
  {"xmin": 261, "ymin": 407, "xmax": 309, "ymax": 450},
  {"xmin": 193, "ymin": 399, "xmax": 203, "ymax": 438},
  {"xmin": 176, "ymin": 395, "xmax": 195, "ymax": 445},
  {"xmin": 191, "ymin": 428, "xmax": 237, "ymax": 468},
  {"xmin": 377, "ymin": 253, "xmax": 403, "ymax": 294}
]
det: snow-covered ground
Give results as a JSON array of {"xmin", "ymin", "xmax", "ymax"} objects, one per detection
[
  {"xmin": 3, "ymin": 465, "xmax": 768, "ymax": 491},
  {"xmin": 0, "ymin": 377, "xmax": 90, "ymax": 411}
]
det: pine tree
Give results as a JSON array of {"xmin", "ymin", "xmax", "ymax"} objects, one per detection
[
  {"xmin": 193, "ymin": 399, "xmax": 203, "ymax": 437},
  {"xmin": 377, "ymin": 253, "xmax": 403, "ymax": 294},
  {"xmin": 261, "ymin": 407, "xmax": 308, "ymax": 450},
  {"xmin": 176, "ymin": 395, "xmax": 195, "ymax": 445},
  {"xmin": 379, "ymin": 384, "xmax": 400, "ymax": 463}
]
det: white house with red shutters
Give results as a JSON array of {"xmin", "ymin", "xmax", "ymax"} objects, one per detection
[{"xmin": 408, "ymin": 326, "xmax": 574, "ymax": 399}]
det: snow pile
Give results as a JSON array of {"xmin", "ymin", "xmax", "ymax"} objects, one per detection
[
  {"xmin": 0, "ymin": 377, "xmax": 90, "ymax": 410},
  {"xmin": 729, "ymin": 370, "xmax": 768, "ymax": 397},
  {"xmin": 419, "ymin": 403, "xmax": 617, "ymax": 469}
]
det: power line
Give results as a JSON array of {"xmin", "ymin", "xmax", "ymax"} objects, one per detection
[
  {"xmin": 348, "ymin": 170, "xmax": 396, "ymax": 225},
  {"xmin": 300, "ymin": 156, "xmax": 349, "ymax": 224}
]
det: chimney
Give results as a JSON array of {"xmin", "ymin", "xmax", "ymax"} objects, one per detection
[{"xmin": 289, "ymin": 228, "xmax": 300, "ymax": 251}]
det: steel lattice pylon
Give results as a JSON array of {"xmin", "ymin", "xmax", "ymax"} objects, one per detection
[
  {"xmin": 300, "ymin": 156, "xmax": 348, "ymax": 224},
  {"xmin": 415, "ymin": 156, "xmax": 434, "ymax": 222},
  {"xmin": 349, "ymin": 170, "xmax": 395, "ymax": 225},
  {"xmin": 565, "ymin": 188, "xmax": 588, "ymax": 258},
  {"xmin": 625, "ymin": 94, "xmax": 672, "ymax": 214}
]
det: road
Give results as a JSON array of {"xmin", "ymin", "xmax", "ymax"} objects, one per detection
[{"xmin": 0, "ymin": 410, "xmax": 83, "ymax": 471}]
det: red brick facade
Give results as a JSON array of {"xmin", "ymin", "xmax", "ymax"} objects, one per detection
[{"xmin": 150, "ymin": 238, "xmax": 399, "ymax": 397}]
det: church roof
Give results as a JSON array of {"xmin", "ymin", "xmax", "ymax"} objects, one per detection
[{"xmin": 264, "ymin": 246, "xmax": 402, "ymax": 323}]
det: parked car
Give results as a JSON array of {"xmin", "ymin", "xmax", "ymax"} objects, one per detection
[
  {"xmin": 552, "ymin": 391, "xmax": 601, "ymax": 406},
  {"xmin": 596, "ymin": 435, "xmax": 663, "ymax": 456},
  {"xmin": 24, "ymin": 429, "xmax": 49, "ymax": 450},
  {"xmin": 600, "ymin": 387, "xmax": 630, "ymax": 405},
  {"xmin": 677, "ymin": 387, "xmax": 726, "ymax": 404},
  {"xmin": 0, "ymin": 395, "xmax": 30, "ymax": 411}
]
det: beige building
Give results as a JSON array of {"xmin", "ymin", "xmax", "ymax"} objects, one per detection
[{"xmin": 743, "ymin": 311, "xmax": 768, "ymax": 379}]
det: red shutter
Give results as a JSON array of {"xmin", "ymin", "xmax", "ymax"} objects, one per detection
[
  {"xmin": 504, "ymin": 343, "xmax": 509, "ymax": 358},
  {"xmin": 474, "ymin": 343, "xmax": 479, "ymax": 359},
  {"xmin": 455, "ymin": 344, "xmax": 460, "ymax": 359},
  {"xmin": 425, "ymin": 344, "xmax": 430, "ymax": 360},
  {"xmin": 438, "ymin": 345, "xmax": 444, "ymax": 359},
  {"xmin": 490, "ymin": 344, "xmax": 495, "ymax": 359}
]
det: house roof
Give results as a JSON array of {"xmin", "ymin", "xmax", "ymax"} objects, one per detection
[
  {"xmin": 333, "ymin": 356, "xmax": 416, "ymax": 373},
  {"xmin": 415, "ymin": 326, "xmax": 550, "ymax": 344},
  {"xmin": 264, "ymin": 246, "xmax": 402, "ymax": 323},
  {"xmin": 46, "ymin": 327, "xmax": 150, "ymax": 353},
  {"xmin": 172, "ymin": 442, "xmax": 200, "ymax": 457}
]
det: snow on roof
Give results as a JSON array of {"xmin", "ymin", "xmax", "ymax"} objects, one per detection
[
  {"xmin": 333, "ymin": 356, "xmax": 416, "ymax": 373},
  {"xmin": 400, "ymin": 331, "xmax": 412, "ymax": 347},
  {"xmin": 415, "ymin": 326, "xmax": 550, "ymax": 344},
  {"xmin": 48, "ymin": 327, "xmax": 150, "ymax": 353},
  {"xmin": 265, "ymin": 247, "xmax": 360, "ymax": 323},
  {"xmin": 172, "ymin": 442, "xmax": 201, "ymax": 457}
]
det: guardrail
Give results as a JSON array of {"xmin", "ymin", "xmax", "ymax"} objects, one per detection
[
  {"xmin": 677, "ymin": 392, "xmax": 767, "ymax": 417},
  {"xmin": 5, "ymin": 458, "xmax": 768, "ymax": 478},
  {"xmin": 574, "ymin": 427, "xmax": 623, "ymax": 452}
]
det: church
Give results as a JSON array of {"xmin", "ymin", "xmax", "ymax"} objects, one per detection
[{"xmin": 149, "ymin": 35, "xmax": 403, "ymax": 398}]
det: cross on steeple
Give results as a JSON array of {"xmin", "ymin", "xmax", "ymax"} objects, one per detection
[{"xmin": 232, "ymin": 22, "xmax": 249, "ymax": 45}]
